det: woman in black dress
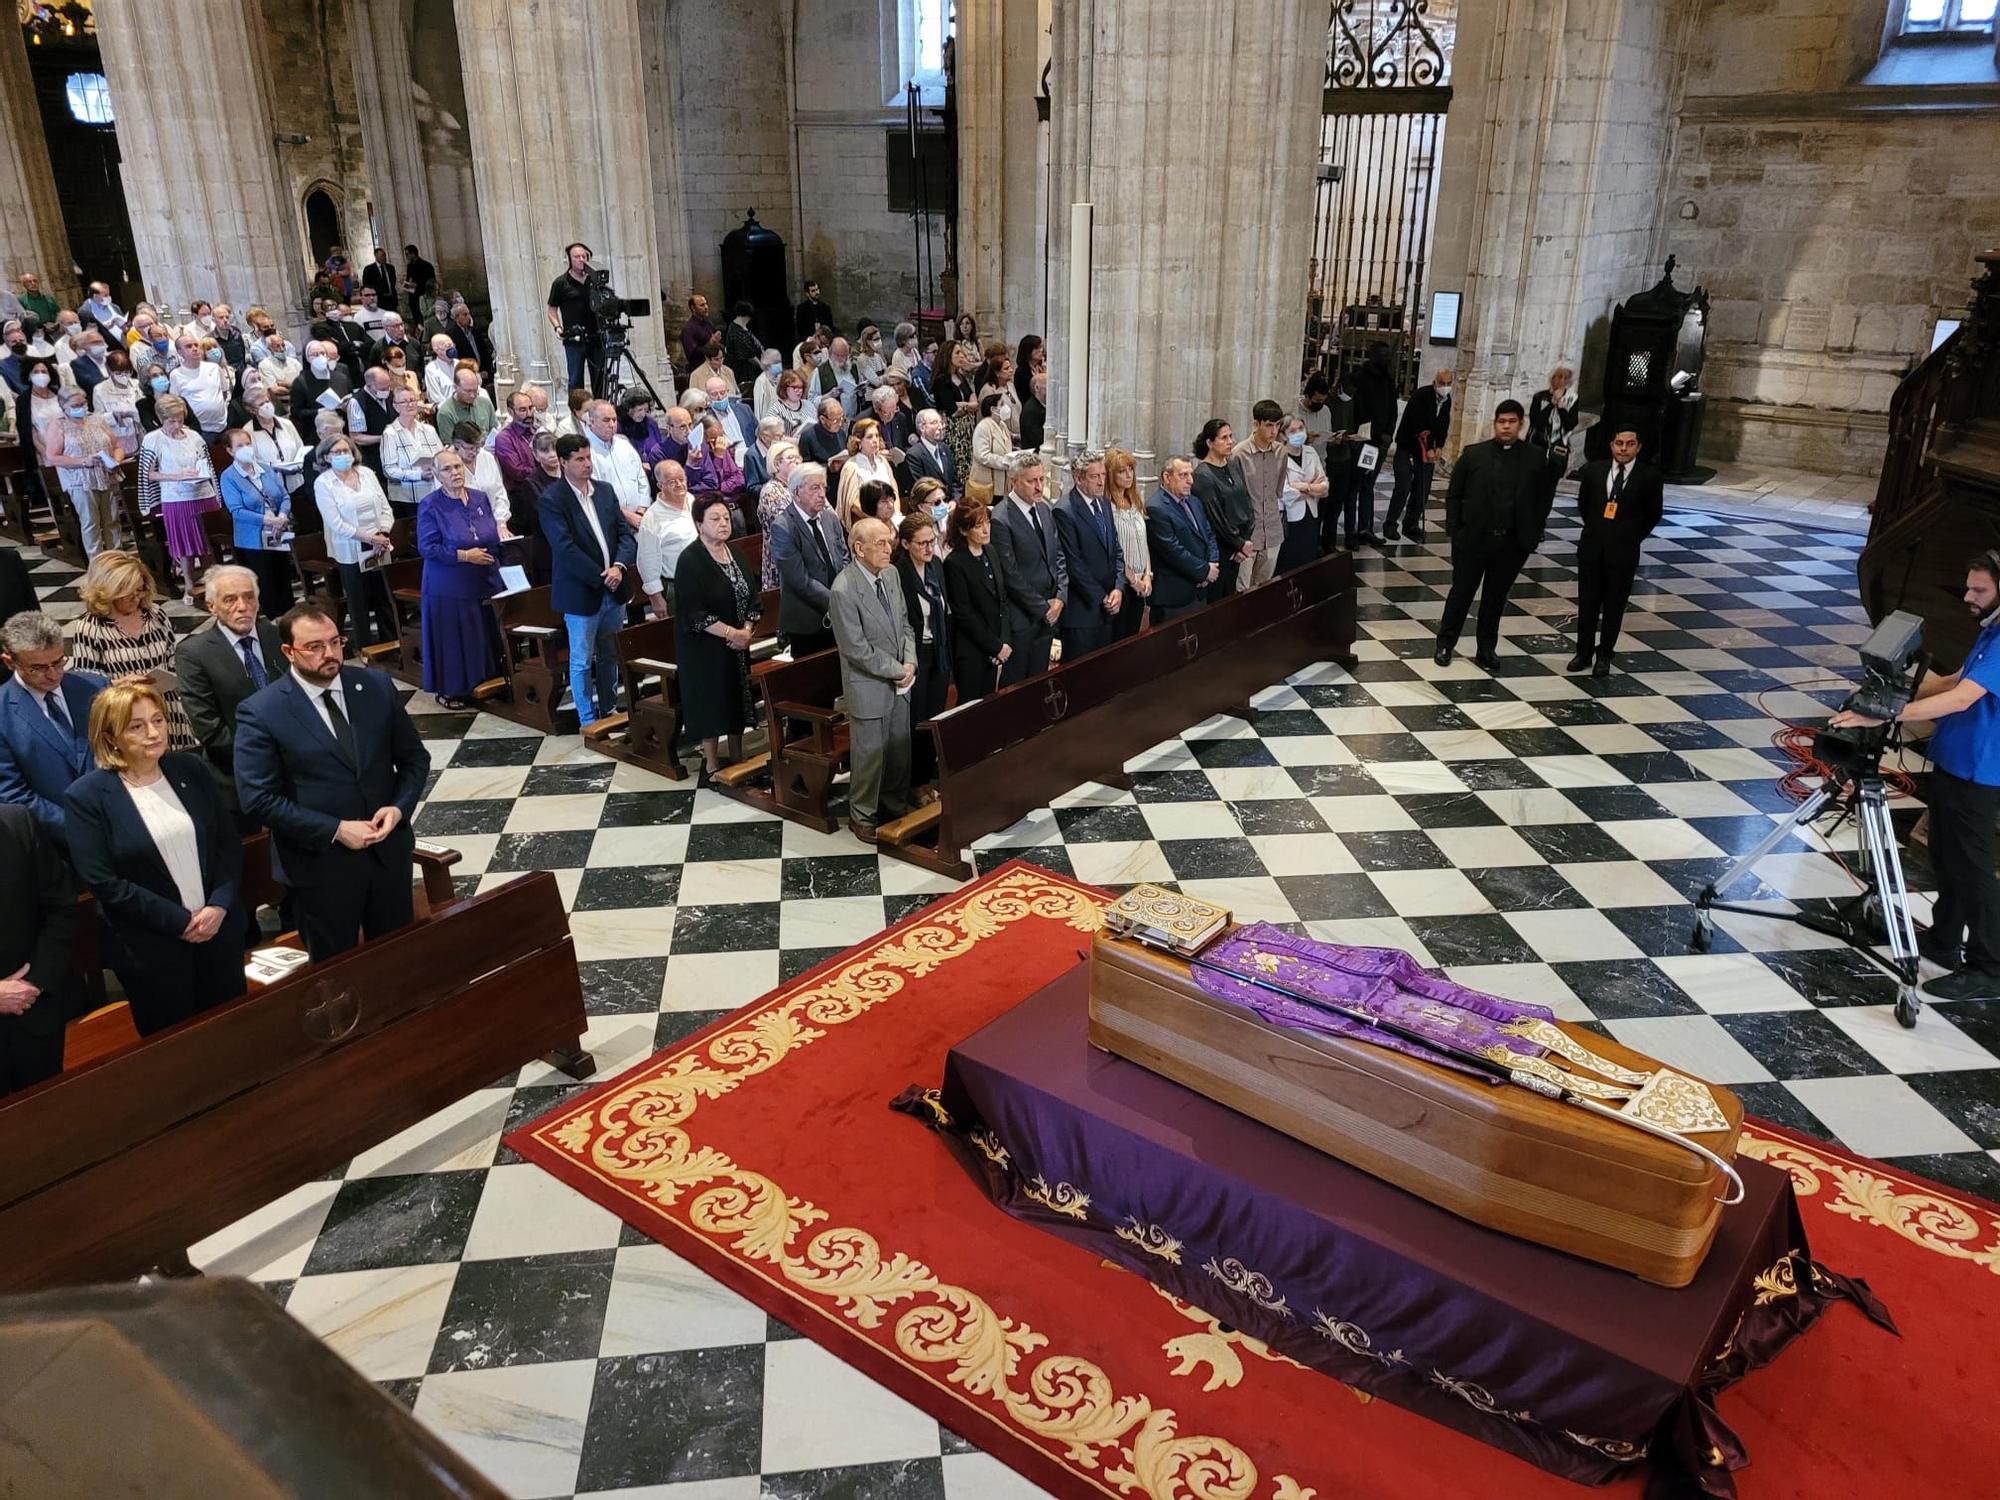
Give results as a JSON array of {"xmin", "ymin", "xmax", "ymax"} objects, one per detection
[
  {"xmin": 673, "ymin": 494, "xmax": 761, "ymax": 780},
  {"xmin": 1191, "ymin": 418, "xmax": 1253, "ymax": 603},
  {"xmin": 941, "ymin": 499, "xmax": 1013, "ymax": 703},
  {"xmin": 893, "ymin": 512, "xmax": 952, "ymax": 790}
]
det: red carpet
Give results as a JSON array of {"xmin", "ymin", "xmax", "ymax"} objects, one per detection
[{"xmin": 508, "ymin": 862, "xmax": 2000, "ymax": 1499}]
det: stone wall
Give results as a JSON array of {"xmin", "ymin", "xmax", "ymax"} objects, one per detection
[
  {"xmin": 1666, "ymin": 0, "xmax": 2000, "ymax": 475},
  {"xmin": 791, "ymin": 0, "xmax": 949, "ymax": 331},
  {"xmin": 410, "ymin": 0, "xmax": 487, "ymax": 306},
  {"xmin": 260, "ymin": 0, "xmax": 374, "ymax": 284}
]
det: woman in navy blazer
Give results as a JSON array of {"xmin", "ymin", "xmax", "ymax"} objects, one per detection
[
  {"xmin": 65, "ymin": 679, "xmax": 246, "ymax": 1036},
  {"xmin": 220, "ymin": 427, "xmax": 295, "ymax": 618}
]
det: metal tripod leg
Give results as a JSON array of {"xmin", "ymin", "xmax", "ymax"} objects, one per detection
[
  {"xmin": 1857, "ymin": 780, "xmax": 1923, "ymax": 1027},
  {"xmin": 1691, "ymin": 787, "xmax": 1836, "ymax": 952}
]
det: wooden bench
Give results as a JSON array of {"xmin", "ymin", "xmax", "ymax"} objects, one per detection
[
  {"xmin": 487, "ymin": 583, "xmax": 575, "ymax": 733},
  {"xmin": 34, "ymin": 465, "xmax": 90, "ymax": 569},
  {"xmin": 0, "ymin": 871, "xmax": 592, "ymax": 1292},
  {"xmin": 0, "ymin": 440, "xmax": 33, "ymax": 545},
  {"xmin": 112, "ymin": 469, "xmax": 174, "ymax": 587},
  {"xmin": 63, "ymin": 833, "xmax": 469, "ymax": 1068},
  {"xmin": 878, "ymin": 551, "xmax": 1361, "ymax": 878},
  {"xmin": 731, "ymin": 647, "xmax": 848, "ymax": 831},
  {"xmin": 586, "ymin": 588, "xmax": 784, "ymax": 775}
]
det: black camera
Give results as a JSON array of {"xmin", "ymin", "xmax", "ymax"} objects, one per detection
[
  {"xmin": 1813, "ymin": 610, "xmax": 1928, "ymax": 781},
  {"xmin": 584, "ymin": 268, "xmax": 651, "ymax": 330}
]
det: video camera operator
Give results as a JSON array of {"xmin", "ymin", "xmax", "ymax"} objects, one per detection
[
  {"xmin": 546, "ymin": 243, "xmax": 603, "ymax": 397},
  {"xmin": 1831, "ymin": 551, "xmax": 2000, "ymax": 1000}
]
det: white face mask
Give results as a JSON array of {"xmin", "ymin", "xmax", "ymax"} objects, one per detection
[
  {"xmin": 233, "ymin": 449, "xmax": 256, "ymax": 468},
  {"xmin": 309, "ymin": 355, "xmax": 331, "ymax": 376},
  {"xmin": 256, "ymin": 402, "xmax": 276, "ymax": 419},
  {"xmin": 28, "ymin": 371, "xmax": 50, "ymax": 389}
]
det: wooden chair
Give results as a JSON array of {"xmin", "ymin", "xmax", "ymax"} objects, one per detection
[
  {"xmin": 34, "ymin": 466, "xmax": 89, "ymax": 569},
  {"xmin": 0, "ymin": 441, "xmax": 34, "ymax": 544},
  {"xmin": 487, "ymin": 585, "xmax": 574, "ymax": 733},
  {"xmin": 728, "ymin": 531, "xmax": 763, "ymax": 586},
  {"xmin": 754, "ymin": 648, "xmax": 848, "ymax": 831},
  {"xmin": 385, "ymin": 556, "xmax": 426, "ymax": 688},
  {"xmin": 597, "ymin": 615, "xmax": 685, "ymax": 778},
  {"xmin": 113, "ymin": 471, "xmax": 174, "ymax": 588}
]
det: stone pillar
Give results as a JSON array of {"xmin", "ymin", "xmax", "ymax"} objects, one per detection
[
  {"xmin": 453, "ymin": 0, "xmax": 665, "ymax": 389},
  {"xmin": 94, "ymin": 0, "xmax": 299, "ymax": 319},
  {"xmin": 956, "ymin": 0, "xmax": 1046, "ymax": 341},
  {"xmin": 1428, "ymin": 0, "xmax": 1688, "ymax": 452},
  {"xmin": 1044, "ymin": 0, "xmax": 1325, "ymax": 463},
  {"xmin": 349, "ymin": 0, "xmax": 438, "ymax": 266},
  {"xmin": 0, "ymin": 23, "xmax": 75, "ymax": 308},
  {"xmin": 638, "ymin": 2, "xmax": 695, "ymax": 313}
]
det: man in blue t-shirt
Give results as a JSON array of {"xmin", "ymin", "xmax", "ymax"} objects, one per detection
[{"xmin": 1833, "ymin": 553, "xmax": 2000, "ymax": 999}]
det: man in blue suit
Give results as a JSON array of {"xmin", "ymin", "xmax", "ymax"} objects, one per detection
[
  {"xmin": 901, "ymin": 408, "xmax": 959, "ymax": 500},
  {"xmin": 1053, "ymin": 449, "xmax": 1124, "ymax": 663},
  {"xmin": 0, "ymin": 612, "xmax": 106, "ymax": 852},
  {"xmin": 234, "ymin": 603, "xmax": 432, "ymax": 962},
  {"xmin": 1146, "ymin": 457, "xmax": 1221, "ymax": 624},
  {"xmin": 540, "ymin": 433, "xmax": 637, "ymax": 727}
]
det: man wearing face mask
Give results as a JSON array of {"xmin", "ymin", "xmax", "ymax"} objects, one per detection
[
  {"xmin": 345, "ymin": 366, "xmax": 399, "ymax": 475},
  {"xmin": 289, "ymin": 339, "xmax": 353, "ymax": 426},
  {"xmin": 64, "ymin": 328, "xmax": 107, "ymax": 402},
  {"xmin": 0, "ymin": 326, "xmax": 29, "ymax": 398},
  {"xmin": 1383, "ymin": 367, "xmax": 1453, "ymax": 543},
  {"xmin": 751, "ymin": 348, "xmax": 787, "ymax": 421},
  {"xmin": 80, "ymin": 281, "xmax": 126, "ymax": 339},
  {"xmin": 1832, "ymin": 554, "xmax": 2000, "ymax": 1001}
]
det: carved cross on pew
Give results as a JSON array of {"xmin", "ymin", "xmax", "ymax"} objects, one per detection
[
  {"xmin": 1178, "ymin": 624, "xmax": 1200, "ymax": 662},
  {"xmin": 1043, "ymin": 678, "xmax": 1069, "ymax": 723},
  {"xmin": 1286, "ymin": 579, "xmax": 1304, "ymax": 614}
]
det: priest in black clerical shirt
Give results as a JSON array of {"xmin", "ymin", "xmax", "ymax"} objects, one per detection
[
  {"xmin": 1568, "ymin": 428, "xmax": 1664, "ymax": 678},
  {"xmin": 1434, "ymin": 399, "xmax": 1545, "ymax": 671}
]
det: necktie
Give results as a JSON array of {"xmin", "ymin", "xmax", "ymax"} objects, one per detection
[
  {"xmin": 1029, "ymin": 505, "xmax": 1048, "ymax": 559},
  {"xmin": 1094, "ymin": 498, "xmax": 1111, "ymax": 544},
  {"xmin": 240, "ymin": 636, "xmax": 267, "ymax": 688},
  {"xmin": 44, "ymin": 690, "xmax": 72, "ymax": 738},
  {"xmin": 805, "ymin": 514, "xmax": 832, "ymax": 569},
  {"xmin": 875, "ymin": 575, "xmax": 894, "ymax": 622},
  {"xmin": 1611, "ymin": 466, "xmax": 1627, "ymax": 501},
  {"xmin": 322, "ymin": 689, "xmax": 357, "ymax": 764}
]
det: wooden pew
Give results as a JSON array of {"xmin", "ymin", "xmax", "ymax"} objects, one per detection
[
  {"xmin": 730, "ymin": 647, "xmax": 847, "ymax": 831},
  {"xmin": 0, "ymin": 441, "xmax": 35, "ymax": 544},
  {"xmin": 878, "ymin": 551, "xmax": 1361, "ymax": 878},
  {"xmin": 728, "ymin": 531, "xmax": 763, "ymax": 586},
  {"xmin": 587, "ymin": 588, "xmax": 784, "ymax": 775},
  {"xmin": 385, "ymin": 556, "xmax": 427, "ymax": 688},
  {"xmin": 113, "ymin": 468, "xmax": 175, "ymax": 587},
  {"xmin": 63, "ymin": 833, "xmax": 467, "ymax": 1069},
  {"xmin": 0, "ymin": 871, "xmax": 593, "ymax": 1292},
  {"xmin": 487, "ymin": 584, "xmax": 576, "ymax": 733},
  {"xmin": 34, "ymin": 466, "xmax": 89, "ymax": 569}
]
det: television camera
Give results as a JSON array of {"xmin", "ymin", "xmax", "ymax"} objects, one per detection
[
  {"xmin": 1694, "ymin": 610, "xmax": 1930, "ymax": 1028},
  {"xmin": 581, "ymin": 267, "xmax": 659, "ymax": 405}
]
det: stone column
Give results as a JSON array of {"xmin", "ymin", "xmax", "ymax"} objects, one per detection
[
  {"xmin": 0, "ymin": 23, "xmax": 75, "ymax": 308},
  {"xmin": 1428, "ymin": 0, "xmax": 1687, "ymax": 451},
  {"xmin": 1044, "ymin": 0, "xmax": 1325, "ymax": 463},
  {"xmin": 349, "ymin": 0, "xmax": 438, "ymax": 267},
  {"xmin": 955, "ymin": 0, "xmax": 1046, "ymax": 341},
  {"xmin": 94, "ymin": 0, "xmax": 298, "ymax": 318},
  {"xmin": 638, "ymin": 1, "xmax": 695, "ymax": 312},
  {"xmin": 453, "ymin": 0, "xmax": 666, "ymax": 389}
]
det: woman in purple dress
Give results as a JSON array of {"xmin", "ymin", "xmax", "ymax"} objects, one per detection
[{"xmin": 415, "ymin": 448, "xmax": 505, "ymax": 708}]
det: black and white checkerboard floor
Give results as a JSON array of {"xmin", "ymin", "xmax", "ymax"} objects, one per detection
[{"xmin": 21, "ymin": 500, "xmax": 2000, "ymax": 1499}]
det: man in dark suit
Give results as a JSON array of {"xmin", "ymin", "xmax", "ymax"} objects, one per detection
[
  {"xmin": 1147, "ymin": 457, "xmax": 1221, "ymax": 623},
  {"xmin": 315, "ymin": 307, "xmax": 372, "ymax": 385},
  {"xmin": 176, "ymin": 564, "xmax": 285, "ymax": 816},
  {"xmin": 361, "ymin": 247, "xmax": 400, "ymax": 313},
  {"xmin": 1569, "ymin": 429, "xmax": 1664, "ymax": 678},
  {"xmin": 65, "ymin": 327, "xmax": 108, "ymax": 403},
  {"xmin": 794, "ymin": 281, "xmax": 832, "ymax": 344},
  {"xmin": 1435, "ymin": 400, "xmax": 1545, "ymax": 671},
  {"xmin": 768, "ymin": 462, "xmax": 850, "ymax": 657},
  {"xmin": 901, "ymin": 408, "xmax": 958, "ymax": 499},
  {"xmin": 402, "ymin": 244, "xmax": 438, "ymax": 304},
  {"xmin": 1347, "ymin": 345, "xmax": 1399, "ymax": 546},
  {"xmin": 987, "ymin": 454, "xmax": 1068, "ymax": 684},
  {"xmin": 0, "ymin": 803, "xmax": 76, "ymax": 1095},
  {"xmin": 0, "ymin": 613, "xmax": 106, "ymax": 851},
  {"xmin": 1383, "ymin": 367, "xmax": 1452, "ymax": 542},
  {"xmin": 234, "ymin": 604, "xmax": 431, "ymax": 962},
  {"xmin": 1053, "ymin": 449, "xmax": 1124, "ymax": 662},
  {"xmin": 539, "ymin": 434, "xmax": 637, "ymax": 727}
]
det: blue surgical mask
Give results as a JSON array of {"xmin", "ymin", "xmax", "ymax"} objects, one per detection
[
  {"xmin": 931, "ymin": 501, "xmax": 949, "ymax": 527},
  {"xmin": 205, "ymin": 347, "xmax": 225, "ymax": 363},
  {"xmin": 329, "ymin": 453, "xmax": 354, "ymax": 471},
  {"xmin": 1286, "ymin": 430, "xmax": 1306, "ymax": 449},
  {"xmin": 767, "ymin": 362, "xmax": 782, "ymax": 379},
  {"xmin": 152, "ymin": 338, "xmax": 169, "ymax": 352},
  {"xmin": 149, "ymin": 375, "xmax": 169, "ymax": 393}
]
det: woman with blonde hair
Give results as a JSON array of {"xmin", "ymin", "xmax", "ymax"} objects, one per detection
[
  {"xmin": 1105, "ymin": 446, "xmax": 1153, "ymax": 639},
  {"xmin": 837, "ymin": 416, "xmax": 900, "ymax": 526},
  {"xmin": 965, "ymin": 391, "xmax": 1014, "ymax": 506},
  {"xmin": 63, "ymin": 678, "xmax": 245, "ymax": 1036},
  {"xmin": 63, "ymin": 551, "xmax": 196, "ymax": 749}
]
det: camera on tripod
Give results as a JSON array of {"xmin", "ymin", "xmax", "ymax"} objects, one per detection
[
  {"xmin": 583, "ymin": 268, "xmax": 651, "ymax": 344},
  {"xmin": 1812, "ymin": 610, "xmax": 1928, "ymax": 782}
]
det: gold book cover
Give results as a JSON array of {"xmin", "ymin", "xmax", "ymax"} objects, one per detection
[{"xmin": 1102, "ymin": 884, "xmax": 1231, "ymax": 956}]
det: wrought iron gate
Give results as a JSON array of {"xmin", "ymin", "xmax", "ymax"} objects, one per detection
[{"xmin": 1305, "ymin": 1, "xmax": 1456, "ymax": 396}]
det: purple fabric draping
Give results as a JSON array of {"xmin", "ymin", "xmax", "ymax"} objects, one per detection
[
  {"xmin": 1190, "ymin": 923, "xmax": 1555, "ymax": 1076},
  {"xmin": 898, "ymin": 966, "xmax": 1896, "ymax": 1500}
]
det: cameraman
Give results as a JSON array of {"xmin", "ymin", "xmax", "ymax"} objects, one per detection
[
  {"xmin": 1832, "ymin": 552, "xmax": 2000, "ymax": 999},
  {"xmin": 546, "ymin": 242, "xmax": 604, "ymax": 397}
]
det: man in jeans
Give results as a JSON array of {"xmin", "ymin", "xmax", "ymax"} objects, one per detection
[
  {"xmin": 539, "ymin": 434, "xmax": 636, "ymax": 727},
  {"xmin": 1833, "ymin": 552, "xmax": 2000, "ymax": 1000}
]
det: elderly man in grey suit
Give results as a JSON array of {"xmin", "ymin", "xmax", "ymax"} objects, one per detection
[
  {"xmin": 175, "ymin": 564, "xmax": 285, "ymax": 819},
  {"xmin": 829, "ymin": 517, "xmax": 917, "ymax": 844},
  {"xmin": 987, "ymin": 452, "xmax": 1067, "ymax": 686}
]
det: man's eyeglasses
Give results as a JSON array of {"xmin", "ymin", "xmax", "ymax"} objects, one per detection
[
  {"xmin": 289, "ymin": 636, "xmax": 347, "ymax": 658},
  {"xmin": 9, "ymin": 654, "xmax": 65, "ymax": 677}
]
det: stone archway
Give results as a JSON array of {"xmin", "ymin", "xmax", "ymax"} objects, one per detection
[{"xmin": 302, "ymin": 182, "xmax": 344, "ymax": 271}]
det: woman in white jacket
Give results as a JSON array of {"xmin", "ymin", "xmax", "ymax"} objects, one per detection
[{"xmin": 1275, "ymin": 415, "xmax": 1329, "ymax": 575}]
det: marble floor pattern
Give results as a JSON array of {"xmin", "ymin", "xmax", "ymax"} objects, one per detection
[{"xmin": 20, "ymin": 498, "xmax": 2000, "ymax": 1500}]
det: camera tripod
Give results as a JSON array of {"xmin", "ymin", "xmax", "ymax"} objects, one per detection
[
  {"xmin": 601, "ymin": 327, "xmax": 662, "ymax": 409},
  {"xmin": 1692, "ymin": 761, "xmax": 1924, "ymax": 1026}
]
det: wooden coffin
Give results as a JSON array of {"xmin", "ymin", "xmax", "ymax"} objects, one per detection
[{"xmin": 1087, "ymin": 932, "xmax": 1743, "ymax": 1287}]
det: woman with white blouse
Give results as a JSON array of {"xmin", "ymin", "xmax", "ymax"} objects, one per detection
[
  {"xmin": 966, "ymin": 391, "xmax": 1015, "ymax": 505},
  {"xmin": 167, "ymin": 332, "xmax": 230, "ymax": 436},
  {"xmin": 314, "ymin": 433, "xmax": 399, "ymax": 648},
  {"xmin": 93, "ymin": 349, "xmax": 145, "ymax": 449},
  {"xmin": 42, "ymin": 384, "xmax": 125, "ymax": 558},
  {"xmin": 836, "ymin": 417, "xmax": 900, "ymax": 528},
  {"xmin": 138, "ymin": 394, "xmax": 220, "ymax": 599},
  {"xmin": 1105, "ymin": 446, "xmax": 1153, "ymax": 640},
  {"xmin": 1276, "ymin": 415, "xmax": 1330, "ymax": 575},
  {"xmin": 63, "ymin": 679, "xmax": 245, "ymax": 1037},
  {"xmin": 381, "ymin": 385, "xmax": 444, "ymax": 512},
  {"xmin": 243, "ymin": 389, "xmax": 307, "ymax": 496}
]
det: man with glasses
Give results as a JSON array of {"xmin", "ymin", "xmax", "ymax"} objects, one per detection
[
  {"xmin": 0, "ymin": 612, "xmax": 106, "ymax": 852},
  {"xmin": 233, "ymin": 603, "xmax": 431, "ymax": 961}
]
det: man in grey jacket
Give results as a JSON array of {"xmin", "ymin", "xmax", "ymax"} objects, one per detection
[{"xmin": 829, "ymin": 517, "xmax": 917, "ymax": 843}]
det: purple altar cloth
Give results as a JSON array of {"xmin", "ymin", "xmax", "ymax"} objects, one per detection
[{"xmin": 903, "ymin": 965, "xmax": 1893, "ymax": 1499}]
